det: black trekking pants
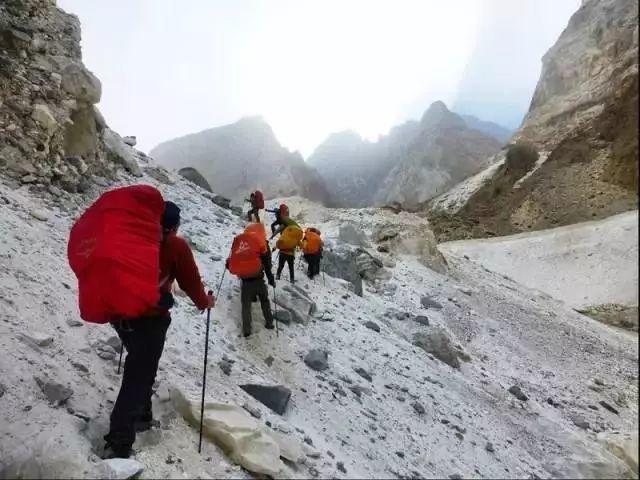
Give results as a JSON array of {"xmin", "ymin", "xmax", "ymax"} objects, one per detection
[
  {"xmin": 105, "ymin": 315, "xmax": 170, "ymax": 451},
  {"xmin": 304, "ymin": 253, "xmax": 321, "ymax": 278},
  {"xmin": 241, "ymin": 277, "xmax": 273, "ymax": 335},
  {"xmin": 247, "ymin": 207, "xmax": 260, "ymax": 223},
  {"xmin": 277, "ymin": 252, "xmax": 295, "ymax": 282}
]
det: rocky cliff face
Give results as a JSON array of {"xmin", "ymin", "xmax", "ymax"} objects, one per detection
[
  {"xmin": 308, "ymin": 102, "xmax": 501, "ymax": 208},
  {"xmin": 150, "ymin": 117, "xmax": 330, "ymax": 205},
  {"xmin": 429, "ymin": 0, "xmax": 638, "ymax": 241},
  {"xmin": 0, "ymin": 0, "xmax": 140, "ymax": 193}
]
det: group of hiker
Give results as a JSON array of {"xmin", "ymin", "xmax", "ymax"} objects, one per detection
[{"xmin": 66, "ymin": 185, "xmax": 324, "ymax": 460}]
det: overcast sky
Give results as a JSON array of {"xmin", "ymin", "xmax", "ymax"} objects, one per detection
[{"xmin": 58, "ymin": 0, "xmax": 580, "ymax": 157}]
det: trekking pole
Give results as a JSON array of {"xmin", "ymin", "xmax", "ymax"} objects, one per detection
[
  {"xmin": 117, "ymin": 344, "xmax": 123, "ymax": 374},
  {"xmin": 197, "ymin": 270, "xmax": 226, "ymax": 454},
  {"xmin": 272, "ymin": 284, "xmax": 279, "ymax": 338}
]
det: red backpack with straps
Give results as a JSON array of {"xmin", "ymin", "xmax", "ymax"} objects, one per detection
[
  {"xmin": 254, "ymin": 190, "xmax": 265, "ymax": 209},
  {"xmin": 279, "ymin": 203, "xmax": 289, "ymax": 218},
  {"xmin": 67, "ymin": 185, "xmax": 165, "ymax": 323}
]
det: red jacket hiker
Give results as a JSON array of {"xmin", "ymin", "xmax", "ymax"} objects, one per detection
[{"xmin": 155, "ymin": 232, "xmax": 210, "ymax": 314}]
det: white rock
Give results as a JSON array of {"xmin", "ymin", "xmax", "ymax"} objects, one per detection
[
  {"xmin": 61, "ymin": 62, "xmax": 102, "ymax": 104},
  {"xmin": 32, "ymin": 104, "xmax": 58, "ymax": 133},
  {"xmin": 97, "ymin": 458, "xmax": 144, "ymax": 479},
  {"xmin": 102, "ymin": 128, "xmax": 142, "ymax": 176},
  {"xmin": 122, "ymin": 136, "xmax": 137, "ymax": 146},
  {"xmin": 30, "ymin": 210, "xmax": 50, "ymax": 222},
  {"xmin": 21, "ymin": 331, "xmax": 53, "ymax": 347}
]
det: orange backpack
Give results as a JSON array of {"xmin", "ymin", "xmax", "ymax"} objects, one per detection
[
  {"xmin": 303, "ymin": 229, "xmax": 322, "ymax": 254},
  {"xmin": 228, "ymin": 232, "xmax": 264, "ymax": 279},
  {"xmin": 244, "ymin": 222, "xmax": 267, "ymax": 243}
]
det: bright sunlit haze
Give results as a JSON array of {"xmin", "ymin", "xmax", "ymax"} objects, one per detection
[{"xmin": 58, "ymin": 0, "xmax": 580, "ymax": 156}]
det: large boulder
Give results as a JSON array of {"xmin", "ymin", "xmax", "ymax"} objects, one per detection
[
  {"xmin": 339, "ymin": 223, "xmax": 369, "ymax": 247},
  {"xmin": 597, "ymin": 431, "xmax": 639, "ymax": 476},
  {"xmin": 102, "ymin": 128, "xmax": 142, "ymax": 176},
  {"xmin": 322, "ymin": 243, "xmax": 363, "ymax": 296},
  {"xmin": 61, "ymin": 62, "xmax": 102, "ymax": 104},
  {"xmin": 412, "ymin": 329, "xmax": 462, "ymax": 369},
  {"xmin": 275, "ymin": 284, "xmax": 317, "ymax": 324},
  {"xmin": 171, "ymin": 388, "xmax": 302, "ymax": 476},
  {"xmin": 178, "ymin": 167, "xmax": 213, "ymax": 192}
]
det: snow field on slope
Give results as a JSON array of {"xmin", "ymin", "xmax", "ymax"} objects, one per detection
[{"xmin": 0, "ymin": 167, "xmax": 637, "ymax": 479}]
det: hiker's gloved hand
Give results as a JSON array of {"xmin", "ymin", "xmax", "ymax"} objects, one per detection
[
  {"xmin": 206, "ymin": 293, "xmax": 216, "ymax": 309},
  {"xmin": 225, "ymin": 259, "xmax": 230, "ymax": 270}
]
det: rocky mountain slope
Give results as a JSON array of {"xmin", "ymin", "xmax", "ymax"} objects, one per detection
[
  {"xmin": 150, "ymin": 117, "xmax": 330, "ymax": 205},
  {"xmin": 307, "ymin": 102, "xmax": 501, "ymax": 208},
  {"xmin": 0, "ymin": 0, "xmax": 141, "ymax": 193},
  {"xmin": 1, "ymin": 165, "xmax": 638, "ymax": 479},
  {"xmin": 460, "ymin": 114, "xmax": 514, "ymax": 144},
  {"xmin": 429, "ymin": 0, "xmax": 638, "ymax": 240}
]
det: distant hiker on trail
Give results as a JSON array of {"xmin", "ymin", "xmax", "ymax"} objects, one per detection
[
  {"xmin": 93, "ymin": 200, "xmax": 213, "ymax": 459},
  {"xmin": 273, "ymin": 217, "xmax": 303, "ymax": 283},
  {"xmin": 226, "ymin": 222, "xmax": 276, "ymax": 337},
  {"xmin": 302, "ymin": 227, "xmax": 323, "ymax": 279},
  {"xmin": 245, "ymin": 190, "xmax": 264, "ymax": 223},
  {"xmin": 266, "ymin": 203, "xmax": 289, "ymax": 236}
]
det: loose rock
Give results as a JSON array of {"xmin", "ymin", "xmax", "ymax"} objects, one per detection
[
  {"xmin": 364, "ymin": 321, "xmax": 380, "ymax": 332},
  {"xmin": 239, "ymin": 384, "xmax": 291, "ymax": 415},
  {"xmin": 599, "ymin": 401, "xmax": 619, "ymax": 415},
  {"xmin": 304, "ymin": 349, "xmax": 329, "ymax": 371},
  {"xmin": 485, "ymin": 442, "xmax": 495, "ymax": 453},
  {"xmin": 412, "ymin": 329, "xmax": 461, "ymax": 369},
  {"xmin": 30, "ymin": 210, "xmax": 50, "ymax": 222},
  {"xmin": 413, "ymin": 315, "xmax": 430, "ymax": 326},
  {"xmin": 421, "ymin": 296, "xmax": 443, "ymax": 310},
  {"xmin": 354, "ymin": 367, "xmax": 373, "ymax": 382},
  {"xmin": 411, "ymin": 401, "xmax": 426, "ymax": 415},
  {"xmin": 21, "ymin": 331, "xmax": 53, "ymax": 347},
  {"xmin": 508, "ymin": 385, "xmax": 528, "ymax": 402},
  {"xmin": 97, "ymin": 458, "xmax": 144, "ymax": 479},
  {"xmin": 35, "ymin": 376, "xmax": 73, "ymax": 405},
  {"xmin": 66, "ymin": 318, "xmax": 83, "ymax": 327}
]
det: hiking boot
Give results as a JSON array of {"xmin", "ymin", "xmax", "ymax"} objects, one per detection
[
  {"xmin": 243, "ymin": 331, "xmax": 252, "ymax": 338},
  {"xmin": 101, "ymin": 443, "xmax": 132, "ymax": 459},
  {"xmin": 265, "ymin": 322, "xmax": 274, "ymax": 330},
  {"xmin": 134, "ymin": 418, "xmax": 161, "ymax": 432}
]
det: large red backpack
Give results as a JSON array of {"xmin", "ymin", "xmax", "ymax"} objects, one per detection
[
  {"xmin": 67, "ymin": 185, "xmax": 165, "ymax": 323},
  {"xmin": 279, "ymin": 203, "xmax": 289, "ymax": 218},
  {"xmin": 228, "ymin": 232, "xmax": 264, "ymax": 279},
  {"xmin": 254, "ymin": 190, "xmax": 265, "ymax": 209}
]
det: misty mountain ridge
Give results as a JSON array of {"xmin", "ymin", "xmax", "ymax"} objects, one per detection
[
  {"xmin": 150, "ymin": 116, "xmax": 330, "ymax": 205},
  {"xmin": 308, "ymin": 101, "xmax": 502, "ymax": 208}
]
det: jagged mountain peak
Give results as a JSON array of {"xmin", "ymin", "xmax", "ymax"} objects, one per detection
[
  {"xmin": 150, "ymin": 117, "xmax": 329, "ymax": 204},
  {"xmin": 420, "ymin": 101, "xmax": 466, "ymax": 129}
]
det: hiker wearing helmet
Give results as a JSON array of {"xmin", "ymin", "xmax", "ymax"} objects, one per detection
[
  {"xmin": 226, "ymin": 222, "xmax": 275, "ymax": 337},
  {"xmin": 103, "ymin": 201, "xmax": 214, "ymax": 459},
  {"xmin": 302, "ymin": 227, "xmax": 323, "ymax": 279}
]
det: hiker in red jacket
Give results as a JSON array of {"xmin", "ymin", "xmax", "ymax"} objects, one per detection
[{"xmin": 103, "ymin": 201, "xmax": 214, "ymax": 459}]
